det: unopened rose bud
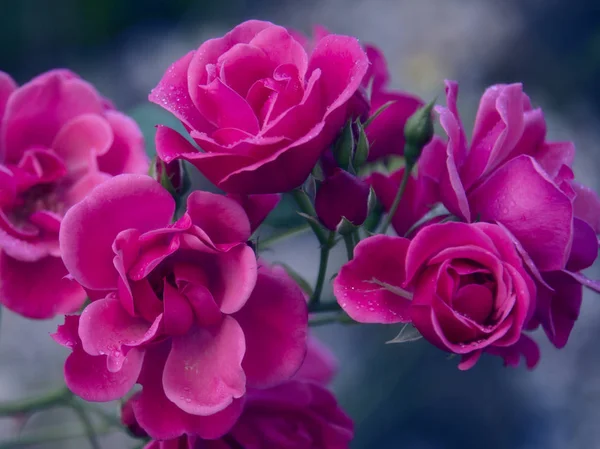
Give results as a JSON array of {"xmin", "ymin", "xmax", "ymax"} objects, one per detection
[
  {"xmin": 315, "ymin": 168, "xmax": 370, "ymax": 231},
  {"xmin": 403, "ymin": 98, "xmax": 435, "ymax": 167},
  {"xmin": 151, "ymin": 157, "xmax": 187, "ymax": 196}
]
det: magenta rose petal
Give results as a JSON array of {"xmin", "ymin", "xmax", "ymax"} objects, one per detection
[
  {"xmin": 249, "ymin": 26, "xmax": 308, "ymax": 78},
  {"xmin": 572, "ymin": 181, "xmax": 600, "ymax": 233},
  {"xmin": 234, "ymin": 265, "xmax": 308, "ymax": 388},
  {"xmin": 469, "ymin": 155, "xmax": 573, "ymax": 272},
  {"xmin": 52, "ymin": 113, "xmax": 114, "ymax": 174},
  {"xmin": 334, "ymin": 235, "xmax": 412, "ymax": 323},
  {"xmin": 2, "ymin": 70, "xmax": 104, "ymax": 162},
  {"xmin": 294, "ymin": 336, "xmax": 338, "ymax": 385},
  {"xmin": 99, "ymin": 110, "xmax": 148, "ymax": 175},
  {"xmin": 163, "ymin": 316, "xmax": 246, "ymax": 416},
  {"xmin": 134, "ymin": 344, "xmax": 244, "ymax": 440},
  {"xmin": 0, "ymin": 253, "xmax": 86, "ymax": 319},
  {"xmin": 149, "ymin": 51, "xmax": 215, "ymax": 133},
  {"xmin": 218, "ymin": 44, "xmax": 273, "ymax": 97},
  {"xmin": 78, "ymin": 295, "xmax": 162, "ymax": 372},
  {"xmin": 59, "ymin": 174, "xmax": 176, "ymax": 290},
  {"xmin": 186, "ymin": 191, "xmax": 251, "ymax": 246}
]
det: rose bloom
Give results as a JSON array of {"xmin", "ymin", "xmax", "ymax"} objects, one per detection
[
  {"xmin": 0, "ymin": 70, "xmax": 148, "ymax": 319},
  {"xmin": 423, "ymin": 81, "xmax": 600, "ymax": 348},
  {"xmin": 53, "ymin": 174, "xmax": 307, "ymax": 439},
  {"xmin": 137, "ymin": 337, "xmax": 353, "ymax": 449},
  {"xmin": 151, "ymin": 20, "xmax": 369, "ymax": 194},
  {"xmin": 334, "ymin": 222, "xmax": 539, "ymax": 370}
]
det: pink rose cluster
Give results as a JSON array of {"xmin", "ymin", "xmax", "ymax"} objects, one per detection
[
  {"xmin": 1, "ymin": 15, "xmax": 600, "ymax": 449},
  {"xmin": 334, "ymin": 81, "xmax": 600, "ymax": 369}
]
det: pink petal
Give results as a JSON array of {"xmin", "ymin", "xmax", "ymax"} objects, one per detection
[
  {"xmin": 363, "ymin": 45, "xmax": 390, "ymax": 92},
  {"xmin": 134, "ymin": 344, "xmax": 244, "ymax": 440},
  {"xmin": 333, "ymin": 235, "xmax": 411, "ymax": 323},
  {"xmin": 457, "ymin": 350, "xmax": 482, "ymax": 370},
  {"xmin": 163, "ymin": 317, "xmax": 246, "ymax": 415},
  {"xmin": 98, "ymin": 110, "xmax": 148, "ymax": 175},
  {"xmin": 54, "ymin": 315, "xmax": 144, "ymax": 402},
  {"xmin": 468, "ymin": 155, "xmax": 573, "ymax": 272},
  {"xmin": 59, "ymin": 174, "xmax": 176, "ymax": 290},
  {"xmin": 2, "ymin": 70, "xmax": 104, "ymax": 163},
  {"xmin": 306, "ymin": 34, "xmax": 369, "ymax": 116},
  {"xmin": 0, "ymin": 253, "xmax": 86, "ymax": 319},
  {"xmin": 234, "ymin": 264, "xmax": 308, "ymax": 388},
  {"xmin": 210, "ymin": 244, "xmax": 257, "ymax": 314},
  {"xmin": 249, "ymin": 26, "xmax": 308, "ymax": 79},
  {"xmin": 78, "ymin": 295, "xmax": 161, "ymax": 371},
  {"xmin": 149, "ymin": 51, "xmax": 215, "ymax": 133},
  {"xmin": 163, "ymin": 281, "xmax": 194, "ymax": 336},
  {"xmin": 218, "ymin": 43, "xmax": 274, "ymax": 97},
  {"xmin": 191, "ymin": 78, "xmax": 259, "ymax": 134},
  {"xmin": 186, "ymin": 191, "xmax": 251, "ymax": 246},
  {"xmin": 567, "ymin": 217, "xmax": 598, "ymax": 272},
  {"xmin": 187, "ymin": 20, "xmax": 273, "ymax": 87},
  {"xmin": 52, "ymin": 113, "xmax": 114, "ymax": 175},
  {"xmin": 227, "ymin": 193, "xmax": 281, "ymax": 233}
]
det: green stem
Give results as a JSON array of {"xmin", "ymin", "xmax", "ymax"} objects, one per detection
[
  {"xmin": 380, "ymin": 165, "xmax": 413, "ymax": 234},
  {"xmin": 0, "ymin": 424, "xmax": 113, "ymax": 449},
  {"xmin": 342, "ymin": 233, "xmax": 355, "ymax": 260},
  {"xmin": 290, "ymin": 189, "xmax": 327, "ymax": 246},
  {"xmin": 70, "ymin": 401, "xmax": 101, "ymax": 449},
  {"xmin": 311, "ymin": 231, "xmax": 336, "ymax": 305},
  {"xmin": 257, "ymin": 224, "xmax": 310, "ymax": 249},
  {"xmin": 0, "ymin": 386, "xmax": 72, "ymax": 417}
]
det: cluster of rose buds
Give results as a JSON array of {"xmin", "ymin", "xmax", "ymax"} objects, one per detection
[{"xmin": 0, "ymin": 19, "xmax": 599, "ymax": 448}]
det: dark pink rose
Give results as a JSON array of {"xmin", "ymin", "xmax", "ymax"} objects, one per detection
[
  {"xmin": 142, "ymin": 336, "xmax": 353, "ymax": 449},
  {"xmin": 424, "ymin": 81, "xmax": 585, "ymax": 273},
  {"xmin": 53, "ymin": 174, "xmax": 307, "ymax": 439},
  {"xmin": 151, "ymin": 20, "xmax": 369, "ymax": 194},
  {"xmin": 361, "ymin": 45, "xmax": 423, "ymax": 162},
  {"xmin": 334, "ymin": 222, "xmax": 540, "ymax": 370},
  {"xmin": 0, "ymin": 70, "xmax": 148, "ymax": 319}
]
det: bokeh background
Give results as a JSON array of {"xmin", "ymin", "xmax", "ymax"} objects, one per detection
[{"xmin": 2, "ymin": 0, "xmax": 600, "ymax": 448}]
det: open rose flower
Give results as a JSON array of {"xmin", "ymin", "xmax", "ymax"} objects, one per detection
[
  {"xmin": 139, "ymin": 337, "xmax": 353, "ymax": 449},
  {"xmin": 151, "ymin": 20, "xmax": 369, "ymax": 194},
  {"xmin": 334, "ymin": 222, "xmax": 540, "ymax": 370},
  {"xmin": 0, "ymin": 70, "xmax": 148, "ymax": 319},
  {"xmin": 54, "ymin": 174, "xmax": 307, "ymax": 439}
]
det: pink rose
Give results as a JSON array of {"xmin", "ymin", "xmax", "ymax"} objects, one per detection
[
  {"xmin": 53, "ymin": 174, "xmax": 307, "ymax": 439},
  {"xmin": 151, "ymin": 20, "xmax": 369, "ymax": 194},
  {"xmin": 334, "ymin": 222, "xmax": 540, "ymax": 370},
  {"xmin": 425, "ymin": 81, "xmax": 585, "ymax": 272},
  {"xmin": 0, "ymin": 70, "xmax": 148, "ymax": 319},
  {"xmin": 141, "ymin": 336, "xmax": 353, "ymax": 449}
]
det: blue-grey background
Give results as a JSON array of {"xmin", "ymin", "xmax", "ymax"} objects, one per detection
[{"xmin": 1, "ymin": 1, "xmax": 600, "ymax": 448}]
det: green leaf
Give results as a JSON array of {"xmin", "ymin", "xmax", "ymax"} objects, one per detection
[{"xmin": 273, "ymin": 262, "xmax": 314, "ymax": 296}]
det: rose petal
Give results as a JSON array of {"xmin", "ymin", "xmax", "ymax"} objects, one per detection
[
  {"xmin": 60, "ymin": 174, "xmax": 176, "ymax": 290},
  {"xmin": 0, "ymin": 253, "xmax": 86, "ymax": 319},
  {"xmin": 163, "ymin": 317, "xmax": 246, "ymax": 415},
  {"xmin": 468, "ymin": 155, "xmax": 573, "ymax": 272},
  {"xmin": 334, "ymin": 235, "xmax": 411, "ymax": 323},
  {"xmin": 234, "ymin": 264, "xmax": 308, "ymax": 388},
  {"xmin": 98, "ymin": 110, "xmax": 148, "ymax": 175},
  {"xmin": 134, "ymin": 343, "xmax": 244, "ymax": 440},
  {"xmin": 227, "ymin": 193, "xmax": 280, "ymax": 233}
]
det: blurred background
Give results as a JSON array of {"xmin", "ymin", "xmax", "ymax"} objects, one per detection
[{"xmin": 2, "ymin": 0, "xmax": 600, "ymax": 448}]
